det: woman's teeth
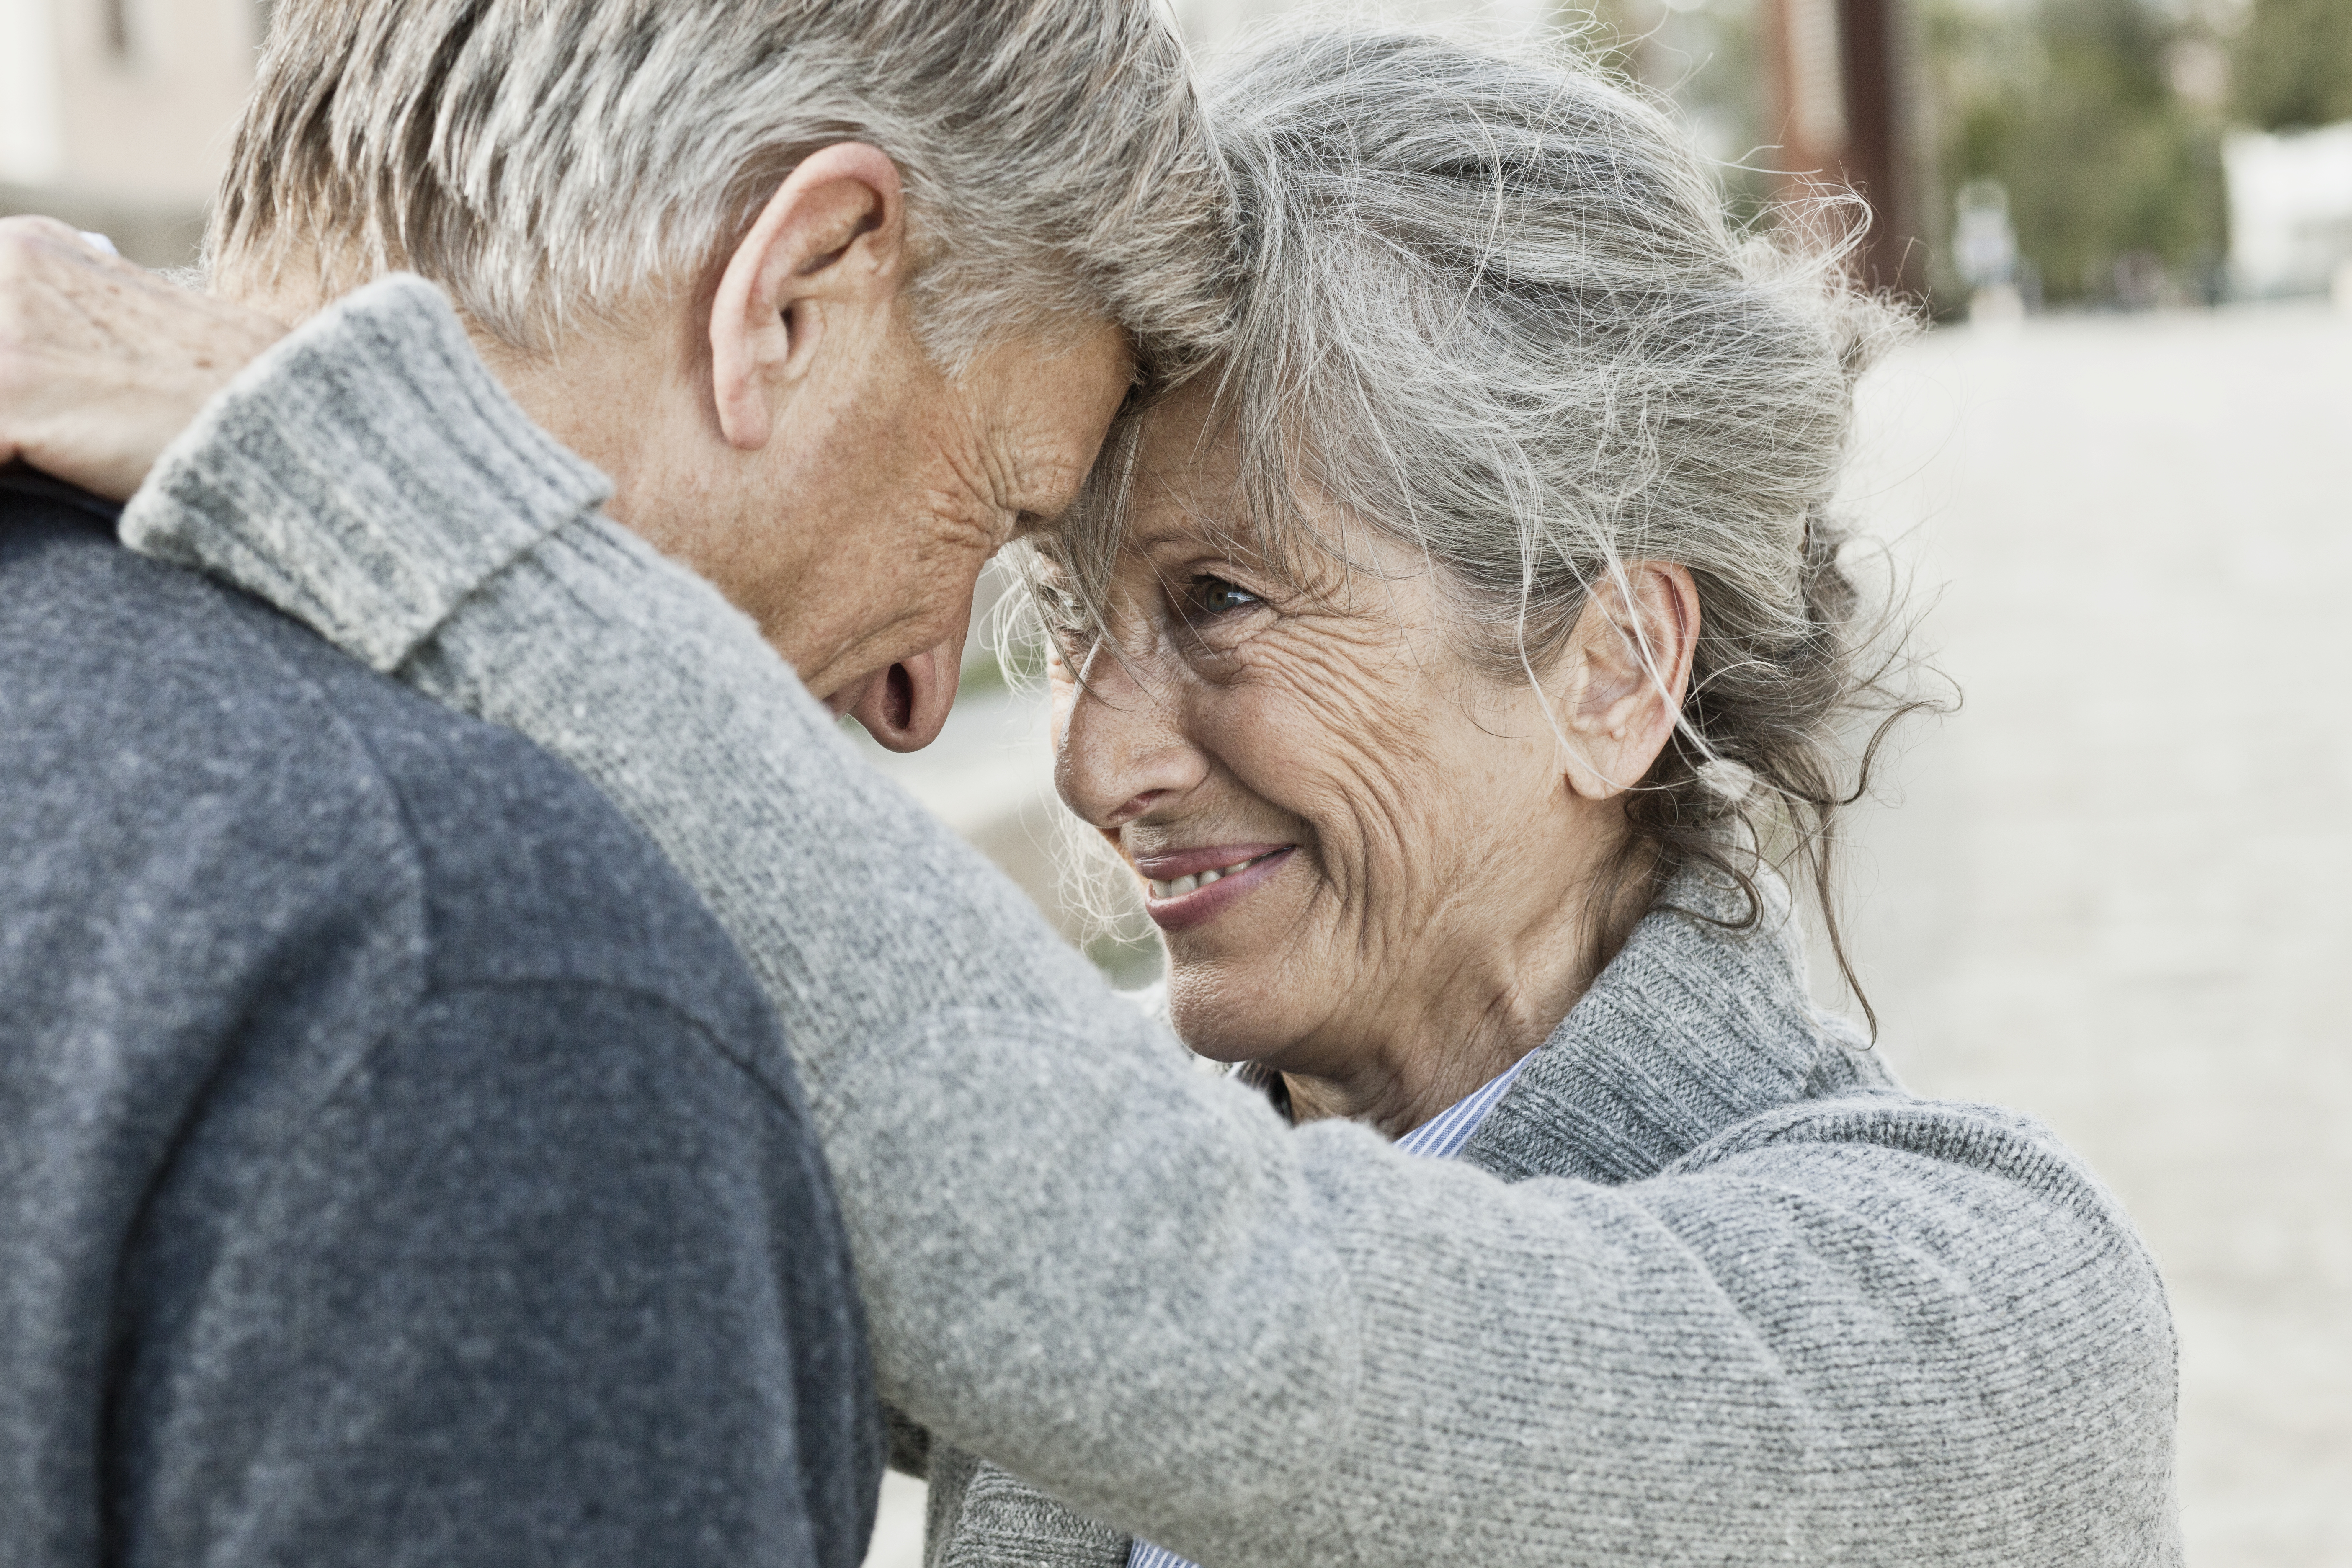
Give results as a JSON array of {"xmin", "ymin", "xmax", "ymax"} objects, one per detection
[{"xmin": 1148, "ymin": 854, "xmax": 1271, "ymax": 900}]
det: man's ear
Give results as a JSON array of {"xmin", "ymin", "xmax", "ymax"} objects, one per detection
[
  {"xmin": 1558, "ymin": 562, "xmax": 1701, "ymax": 801},
  {"xmin": 709, "ymin": 142, "xmax": 906, "ymax": 451}
]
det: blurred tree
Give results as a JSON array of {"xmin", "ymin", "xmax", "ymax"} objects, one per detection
[
  {"xmin": 2232, "ymin": 0, "xmax": 2352, "ymax": 130},
  {"xmin": 1928, "ymin": 0, "xmax": 2224, "ymax": 304},
  {"xmin": 1576, "ymin": 0, "xmax": 1780, "ymax": 224}
]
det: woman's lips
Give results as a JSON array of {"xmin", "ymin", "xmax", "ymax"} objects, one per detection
[{"xmin": 1135, "ymin": 845, "xmax": 1293, "ymax": 932}]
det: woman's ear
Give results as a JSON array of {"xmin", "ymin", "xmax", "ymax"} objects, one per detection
[
  {"xmin": 709, "ymin": 142, "xmax": 906, "ymax": 451},
  {"xmin": 1558, "ymin": 562, "xmax": 1701, "ymax": 801}
]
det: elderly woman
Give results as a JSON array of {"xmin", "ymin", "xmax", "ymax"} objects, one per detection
[
  {"xmin": 1046, "ymin": 33, "xmax": 1884, "ymax": 1149},
  {"xmin": 13, "ymin": 26, "xmax": 2175, "ymax": 1568},
  {"xmin": 916, "ymin": 31, "xmax": 2084, "ymax": 1563}
]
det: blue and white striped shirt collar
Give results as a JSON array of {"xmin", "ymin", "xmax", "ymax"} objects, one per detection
[
  {"xmin": 1392, "ymin": 1052, "xmax": 1532, "ymax": 1160},
  {"xmin": 1126, "ymin": 1052, "xmax": 1535, "ymax": 1568}
]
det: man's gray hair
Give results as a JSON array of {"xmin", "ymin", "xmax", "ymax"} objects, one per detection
[
  {"xmin": 1031, "ymin": 27, "xmax": 1920, "ymax": 1001},
  {"xmin": 209, "ymin": 0, "xmax": 1235, "ymax": 377}
]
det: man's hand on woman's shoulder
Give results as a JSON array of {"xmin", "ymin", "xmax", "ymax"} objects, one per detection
[{"xmin": 0, "ymin": 215, "xmax": 284, "ymax": 501}]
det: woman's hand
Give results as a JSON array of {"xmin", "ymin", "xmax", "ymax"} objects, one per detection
[{"xmin": 0, "ymin": 217, "xmax": 287, "ymax": 500}]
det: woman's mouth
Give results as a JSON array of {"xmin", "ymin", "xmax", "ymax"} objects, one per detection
[{"xmin": 1135, "ymin": 845, "xmax": 1294, "ymax": 932}]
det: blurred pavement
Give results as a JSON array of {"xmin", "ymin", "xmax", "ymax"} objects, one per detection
[
  {"xmin": 860, "ymin": 299, "xmax": 2352, "ymax": 1567},
  {"xmin": 1841, "ymin": 300, "xmax": 2352, "ymax": 1568}
]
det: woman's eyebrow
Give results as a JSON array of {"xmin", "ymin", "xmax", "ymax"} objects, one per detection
[{"xmin": 1121, "ymin": 524, "xmax": 1216, "ymax": 560}]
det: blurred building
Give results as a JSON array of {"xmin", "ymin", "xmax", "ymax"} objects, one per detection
[
  {"xmin": 1758, "ymin": 0, "xmax": 1929, "ymax": 294},
  {"xmin": 2225, "ymin": 122, "xmax": 2352, "ymax": 299},
  {"xmin": 0, "ymin": 0, "xmax": 261, "ymax": 265}
]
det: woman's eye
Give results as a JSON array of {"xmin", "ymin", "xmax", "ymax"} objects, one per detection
[
  {"xmin": 1046, "ymin": 620, "xmax": 1094, "ymax": 665},
  {"xmin": 1186, "ymin": 575, "xmax": 1261, "ymax": 619}
]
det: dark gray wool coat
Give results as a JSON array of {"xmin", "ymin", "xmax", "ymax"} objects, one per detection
[
  {"xmin": 0, "ymin": 475, "xmax": 877, "ymax": 1568},
  {"xmin": 121, "ymin": 276, "xmax": 2182, "ymax": 1567}
]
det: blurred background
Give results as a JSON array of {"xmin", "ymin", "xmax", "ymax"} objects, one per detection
[{"xmin": 3, "ymin": 0, "xmax": 2342, "ymax": 1562}]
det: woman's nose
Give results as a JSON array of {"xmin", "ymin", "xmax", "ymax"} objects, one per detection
[{"xmin": 1053, "ymin": 644, "xmax": 1207, "ymax": 829}]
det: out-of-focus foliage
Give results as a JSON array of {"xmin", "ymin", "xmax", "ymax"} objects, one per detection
[
  {"xmin": 1576, "ymin": 0, "xmax": 1778, "ymax": 222},
  {"xmin": 1568, "ymin": 0, "xmax": 2298, "ymax": 309},
  {"xmin": 1927, "ymin": 0, "xmax": 2226, "ymax": 305},
  {"xmin": 2232, "ymin": 0, "xmax": 2352, "ymax": 131}
]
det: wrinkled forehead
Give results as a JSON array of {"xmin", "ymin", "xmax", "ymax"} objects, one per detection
[
  {"xmin": 1025, "ymin": 385, "xmax": 1399, "ymax": 640},
  {"xmin": 961, "ymin": 317, "xmax": 1143, "ymax": 532},
  {"xmin": 1124, "ymin": 382, "xmax": 1249, "ymax": 545},
  {"xmin": 1119, "ymin": 374, "xmax": 1372, "ymax": 580}
]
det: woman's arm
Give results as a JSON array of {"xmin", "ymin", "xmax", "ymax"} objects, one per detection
[
  {"xmin": 121, "ymin": 277, "xmax": 2179, "ymax": 1568},
  {"xmin": 125, "ymin": 279, "xmax": 1375, "ymax": 1563}
]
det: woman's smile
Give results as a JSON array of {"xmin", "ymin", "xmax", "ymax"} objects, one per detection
[{"xmin": 1134, "ymin": 844, "xmax": 1294, "ymax": 930}]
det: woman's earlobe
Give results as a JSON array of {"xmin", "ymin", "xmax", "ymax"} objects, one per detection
[
  {"xmin": 1559, "ymin": 710, "xmax": 1631, "ymax": 802},
  {"xmin": 1562, "ymin": 752, "xmax": 1626, "ymax": 802}
]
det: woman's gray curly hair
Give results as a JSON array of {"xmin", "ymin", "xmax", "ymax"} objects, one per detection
[{"xmin": 1008, "ymin": 26, "xmax": 1923, "ymax": 1009}]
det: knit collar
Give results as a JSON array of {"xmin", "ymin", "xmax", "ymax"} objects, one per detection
[{"xmin": 1457, "ymin": 866, "xmax": 1890, "ymax": 1187}]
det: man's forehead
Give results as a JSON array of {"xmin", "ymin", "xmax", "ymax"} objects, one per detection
[
  {"xmin": 977, "ymin": 319, "xmax": 1133, "ymax": 404},
  {"xmin": 979, "ymin": 324, "xmax": 1137, "ymax": 505}
]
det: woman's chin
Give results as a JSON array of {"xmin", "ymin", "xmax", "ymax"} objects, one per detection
[{"xmin": 1161, "ymin": 965, "xmax": 1299, "ymax": 1067}]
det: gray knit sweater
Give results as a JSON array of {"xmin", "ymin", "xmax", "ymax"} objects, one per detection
[
  {"xmin": 909, "ymin": 880, "xmax": 1919, "ymax": 1568},
  {"xmin": 121, "ymin": 278, "xmax": 2181, "ymax": 1567}
]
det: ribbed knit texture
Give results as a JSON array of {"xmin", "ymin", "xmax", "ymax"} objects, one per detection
[
  {"xmin": 1119, "ymin": 1055, "xmax": 1537, "ymax": 1568},
  {"xmin": 122, "ymin": 276, "xmax": 2182, "ymax": 1567}
]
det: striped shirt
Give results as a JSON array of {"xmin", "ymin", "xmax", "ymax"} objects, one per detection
[{"xmin": 1125, "ymin": 1053, "xmax": 1535, "ymax": 1568}]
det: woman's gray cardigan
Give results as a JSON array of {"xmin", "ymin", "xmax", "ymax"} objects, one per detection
[
  {"xmin": 905, "ymin": 880, "xmax": 1920, "ymax": 1568},
  {"xmin": 120, "ymin": 278, "xmax": 2182, "ymax": 1566},
  {"xmin": 898, "ymin": 869, "xmax": 1985, "ymax": 1568}
]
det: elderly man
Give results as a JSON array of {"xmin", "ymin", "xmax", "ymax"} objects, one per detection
[{"xmin": 0, "ymin": 2, "xmax": 1225, "ymax": 1565}]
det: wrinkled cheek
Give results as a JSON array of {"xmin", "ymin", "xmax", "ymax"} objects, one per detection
[
  {"xmin": 1302, "ymin": 706, "xmax": 1462, "ymax": 939},
  {"xmin": 1235, "ymin": 769, "xmax": 1429, "ymax": 978},
  {"xmin": 1331, "ymin": 799, "xmax": 1454, "ymax": 965}
]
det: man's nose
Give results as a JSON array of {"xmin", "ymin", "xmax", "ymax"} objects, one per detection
[
  {"xmin": 1053, "ymin": 645, "xmax": 1206, "ymax": 829},
  {"xmin": 849, "ymin": 637, "xmax": 962, "ymax": 752}
]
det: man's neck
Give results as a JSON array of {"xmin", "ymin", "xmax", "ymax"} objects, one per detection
[{"xmin": 221, "ymin": 261, "xmax": 712, "ymax": 562}]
